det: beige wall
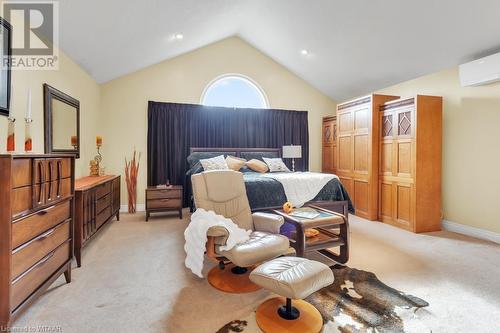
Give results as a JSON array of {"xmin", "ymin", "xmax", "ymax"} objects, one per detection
[
  {"xmin": 99, "ymin": 37, "xmax": 337, "ymax": 206},
  {"xmin": 0, "ymin": 50, "xmax": 101, "ymax": 177},
  {"xmin": 376, "ymin": 67, "xmax": 500, "ymax": 233}
]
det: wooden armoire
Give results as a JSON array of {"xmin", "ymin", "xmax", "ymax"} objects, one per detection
[
  {"xmin": 322, "ymin": 116, "xmax": 337, "ymax": 174},
  {"xmin": 378, "ymin": 95, "xmax": 442, "ymax": 232},
  {"xmin": 335, "ymin": 94, "xmax": 398, "ymax": 220}
]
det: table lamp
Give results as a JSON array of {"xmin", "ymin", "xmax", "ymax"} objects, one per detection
[{"xmin": 282, "ymin": 145, "xmax": 302, "ymax": 172}]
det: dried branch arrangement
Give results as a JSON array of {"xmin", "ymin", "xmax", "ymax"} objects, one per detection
[{"xmin": 125, "ymin": 150, "xmax": 141, "ymax": 213}]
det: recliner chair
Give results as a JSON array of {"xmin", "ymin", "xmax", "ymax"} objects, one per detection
[{"xmin": 191, "ymin": 170, "xmax": 290, "ymax": 293}]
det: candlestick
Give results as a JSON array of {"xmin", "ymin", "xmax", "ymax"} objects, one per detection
[
  {"xmin": 25, "ymin": 118, "xmax": 33, "ymax": 152},
  {"xmin": 7, "ymin": 117, "xmax": 15, "ymax": 152},
  {"xmin": 26, "ymin": 88, "xmax": 32, "ymax": 120}
]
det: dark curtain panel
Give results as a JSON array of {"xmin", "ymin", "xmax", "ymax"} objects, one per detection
[{"xmin": 147, "ymin": 101, "xmax": 309, "ymax": 206}]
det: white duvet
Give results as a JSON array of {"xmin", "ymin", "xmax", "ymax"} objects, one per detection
[
  {"xmin": 184, "ymin": 208, "xmax": 251, "ymax": 278},
  {"xmin": 263, "ymin": 172, "xmax": 338, "ymax": 207}
]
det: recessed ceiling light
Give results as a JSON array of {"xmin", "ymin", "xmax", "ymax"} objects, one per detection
[
  {"xmin": 174, "ymin": 33, "xmax": 184, "ymax": 40},
  {"xmin": 301, "ymin": 49, "xmax": 309, "ymax": 55}
]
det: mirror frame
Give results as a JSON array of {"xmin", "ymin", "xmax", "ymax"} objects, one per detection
[
  {"xmin": 43, "ymin": 83, "xmax": 80, "ymax": 158},
  {"xmin": 0, "ymin": 17, "xmax": 12, "ymax": 117}
]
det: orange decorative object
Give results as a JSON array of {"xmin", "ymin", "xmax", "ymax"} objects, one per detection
[
  {"xmin": 7, "ymin": 134, "xmax": 15, "ymax": 152},
  {"xmin": 24, "ymin": 138, "xmax": 32, "ymax": 152},
  {"xmin": 7, "ymin": 120, "xmax": 15, "ymax": 152},
  {"xmin": 96, "ymin": 135, "xmax": 102, "ymax": 146},
  {"xmin": 305, "ymin": 228, "xmax": 320, "ymax": 238},
  {"xmin": 283, "ymin": 201, "xmax": 294, "ymax": 214},
  {"xmin": 71, "ymin": 135, "xmax": 78, "ymax": 146}
]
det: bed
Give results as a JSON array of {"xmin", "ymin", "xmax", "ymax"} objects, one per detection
[{"xmin": 186, "ymin": 147, "xmax": 354, "ymax": 215}]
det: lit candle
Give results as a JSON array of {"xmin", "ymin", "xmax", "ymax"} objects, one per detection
[
  {"xmin": 96, "ymin": 136, "xmax": 102, "ymax": 146},
  {"xmin": 71, "ymin": 136, "xmax": 78, "ymax": 146},
  {"xmin": 26, "ymin": 88, "xmax": 32, "ymax": 120}
]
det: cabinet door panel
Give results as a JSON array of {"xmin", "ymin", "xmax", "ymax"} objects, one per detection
[
  {"xmin": 354, "ymin": 180, "xmax": 368, "ymax": 215},
  {"xmin": 380, "ymin": 142, "xmax": 393, "ymax": 174},
  {"xmin": 323, "ymin": 122, "xmax": 333, "ymax": 145},
  {"xmin": 339, "ymin": 177, "xmax": 353, "ymax": 199},
  {"xmin": 338, "ymin": 136, "xmax": 352, "ymax": 172},
  {"xmin": 354, "ymin": 134, "xmax": 368, "ymax": 173},
  {"xmin": 397, "ymin": 141, "xmax": 412, "ymax": 176},
  {"xmin": 322, "ymin": 146, "xmax": 333, "ymax": 173},
  {"xmin": 338, "ymin": 112, "xmax": 353, "ymax": 132},
  {"xmin": 396, "ymin": 183, "xmax": 412, "ymax": 228},
  {"xmin": 379, "ymin": 182, "xmax": 393, "ymax": 221},
  {"xmin": 354, "ymin": 108, "xmax": 369, "ymax": 130}
]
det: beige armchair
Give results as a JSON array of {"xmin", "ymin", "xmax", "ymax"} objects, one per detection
[{"xmin": 191, "ymin": 170, "xmax": 290, "ymax": 292}]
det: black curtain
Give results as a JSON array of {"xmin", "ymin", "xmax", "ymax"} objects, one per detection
[{"xmin": 147, "ymin": 101, "xmax": 309, "ymax": 206}]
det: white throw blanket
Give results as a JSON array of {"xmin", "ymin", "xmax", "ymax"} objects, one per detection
[
  {"xmin": 184, "ymin": 208, "xmax": 251, "ymax": 278},
  {"xmin": 264, "ymin": 172, "xmax": 339, "ymax": 207}
]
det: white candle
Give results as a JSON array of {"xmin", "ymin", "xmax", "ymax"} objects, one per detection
[
  {"xmin": 26, "ymin": 88, "xmax": 32, "ymax": 120},
  {"xmin": 8, "ymin": 82, "xmax": 13, "ymax": 119}
]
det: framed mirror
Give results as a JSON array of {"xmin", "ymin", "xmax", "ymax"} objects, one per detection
[
  {"xmin": 0, "ymin": 17, "xmax": 12, "ymax": 117},
  {"xmin": 44, "ymin": 84, "xmax": 80, "ymax": 158}
]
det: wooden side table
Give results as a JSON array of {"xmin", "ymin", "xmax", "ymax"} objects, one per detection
[
  {"xmin": 145, "ymin": 185, "xmax": 183, "ymax": 221},
  {"xmin": 273, "ymin": 204, "xmax": 349, "ymax": 264}
]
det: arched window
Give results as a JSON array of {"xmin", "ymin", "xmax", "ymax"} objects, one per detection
[{"xmin": 201, "ymin": 74, "xmax": 269, "ymax": 109}]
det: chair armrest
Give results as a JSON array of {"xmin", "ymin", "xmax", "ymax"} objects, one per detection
[
  {"xmin": 252, "ymin": 212, "xmax": 284, "ymax": 234},
  {"xmin": 207, "ymin": 226, "xmax": 229, "ymax": 246}
]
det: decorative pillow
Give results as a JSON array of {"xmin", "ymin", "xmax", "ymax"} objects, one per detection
[
  {"xmin": 200, "ymin": 155, "xmax": 229, "ymax": 171},
  {"xmin": 263, "ymin": 157, "xmax": 290, "ymax": 172},
  {"xmin": 226, "ymin": 156, "xmax": 246, "ymax": 171},
  {"xmin": 246, "ymin": 159, "xmax": 269, "ymax": 173}
]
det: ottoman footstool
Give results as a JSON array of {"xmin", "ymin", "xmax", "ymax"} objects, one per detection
[{"xmin": 249, "ymin": 257, "xmax": 334, "ymax": 333}]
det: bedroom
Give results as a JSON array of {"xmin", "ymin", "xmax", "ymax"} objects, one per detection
[{"xmin": 0, "ymin": 1, "xmax": 499, "ymax": 332}]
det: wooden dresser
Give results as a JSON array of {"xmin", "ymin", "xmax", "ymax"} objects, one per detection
[
  {"xmin": 0, "ymin": 154, "xmax": 75, "ymax": 327},
  {"xmin": 335, "ymin": 94, "xmax": 399, "ymax": 220},
  {"xmin": 322, "ymin": 116, "xmax": 337, "ymax": 174},
  {"xmin": 379, "ymin": 95, "xmax": 442, "ymax": 232},
  {"xmin": 74, "ymin": 175, "xmax": 120, "ymax": 267}
]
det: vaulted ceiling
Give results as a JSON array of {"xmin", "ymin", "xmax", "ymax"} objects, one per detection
[{"xmin": 59, "ymin": 0, "xmax": 500, "ymax": 101}]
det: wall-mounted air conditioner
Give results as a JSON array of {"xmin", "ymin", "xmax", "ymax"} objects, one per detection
[{"xmin": 459, "ymin": 52, "xmax": 500, "ymax": 87}]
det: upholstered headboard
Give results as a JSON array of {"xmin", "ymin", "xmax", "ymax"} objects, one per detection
[{"xmin": 187, "ymin": 147, "xmax": 281, "ymax": 168}]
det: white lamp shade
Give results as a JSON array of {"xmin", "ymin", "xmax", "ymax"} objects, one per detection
[{"xmin": 282, "ymin": 145, "xmax": 302, "ymax": 158}]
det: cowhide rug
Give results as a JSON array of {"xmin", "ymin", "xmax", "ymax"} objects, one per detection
[{"xmin": 216, "ymin": 266, "xmax": 430, "ymax": 333}]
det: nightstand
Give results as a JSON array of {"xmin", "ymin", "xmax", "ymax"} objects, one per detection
[{"xmin": 145, "ymin": 185, "xmax": 183, "ymax": 221}]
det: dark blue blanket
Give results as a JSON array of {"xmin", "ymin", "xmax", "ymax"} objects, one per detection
[{"xmin": 243, "ymin": 172, "xmax": 354, "ymax": 212}]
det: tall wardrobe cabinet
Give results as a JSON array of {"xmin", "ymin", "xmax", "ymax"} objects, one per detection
[
  {"xmin": 378, "ymin": 95, "xmax": 442, "ymax": 232},
  {"xmin": 335, "ymin": 94, "xmax": 398, "ymax": 220},
  {"xmin": 322, "ymin": 116, "xmax": 337, "ymax": 174}
]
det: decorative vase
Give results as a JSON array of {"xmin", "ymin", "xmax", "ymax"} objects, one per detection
[
  {"xmin": 125, "ymin": 150, "xmax": 141, "ymax": 213},
  {"xmin": 6, "ymin": 118, "xmax": 15, "ymax": 152},
  {"xmin": 24, "ymin": 118, "xmax": 33, "ymax": 152}
]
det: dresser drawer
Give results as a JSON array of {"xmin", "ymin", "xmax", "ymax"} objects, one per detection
[
  {"xmin": 148, "ymin": 198, "xmax": 181, "ymax": 209},
  {"xmin": 12, "ymin": 200, "xmax": 71, "ymax": 249},
  {"xmin": 95, "ymin": 182, "xmax": 111, "ymax": 199},
  {"xmin": 12, "ymin": 158, "xmax": 32, "ymax": 188},
  {"xmin": 147, "ymin": 189, "xmax": 182, "ymax": 200},
  {"xmin": 96, "ymin": 206, "xmax": 111, "ymax": 229},
  {"xmin": 96, "ymin": 193, "xmax": 111, "ymax": 214},
  {"xmin": 11, "ymin": 241, "xmax": 70, "ymax": 311},
  {"xmin": 12, "ymin": 220, "xmax": 70, "ymax": 279},
  {"xmin": 11, "ymin": 186, "xmax": 33, "ymax": 218}
]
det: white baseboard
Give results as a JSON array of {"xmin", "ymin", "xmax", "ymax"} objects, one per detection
[
  {"xmin": 442, "ymin": 220, "xmax": 500, "ymax": 244},
  {"xmin": 120, "ymin": 204, "xmax": 146, "ymax": 213}
]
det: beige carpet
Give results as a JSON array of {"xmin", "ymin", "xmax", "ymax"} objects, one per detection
[{"xmin": 12, "ymin": 211, "xmax": 500, "ymax": 333}]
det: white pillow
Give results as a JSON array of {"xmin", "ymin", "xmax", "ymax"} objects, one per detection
[
  {"xmin": 262, "ymin": 157, "xmax": 290, "ymax": 172},
  {"xmin": 200, "ymin": 155, "xmax": 229, "ymax": 171}
]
